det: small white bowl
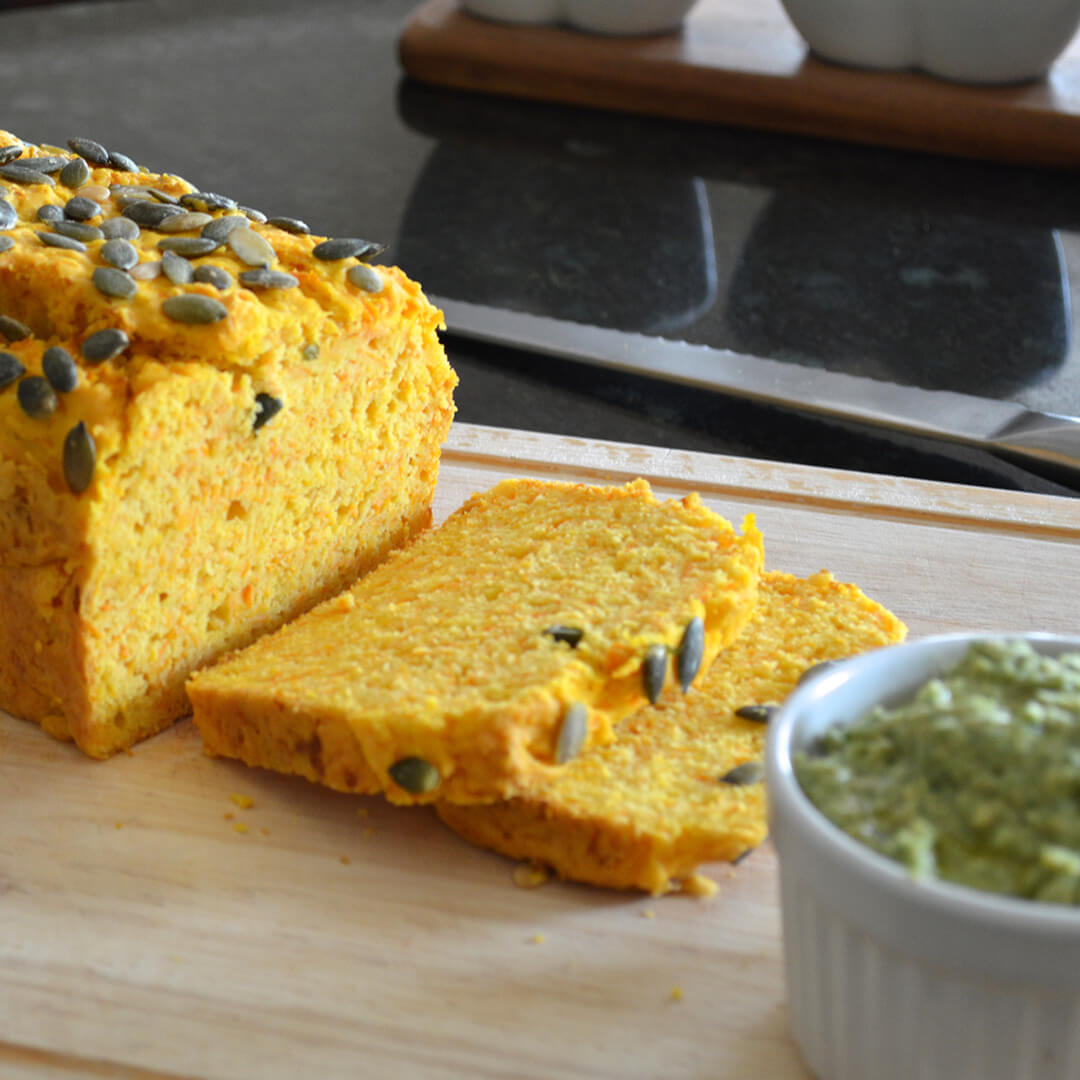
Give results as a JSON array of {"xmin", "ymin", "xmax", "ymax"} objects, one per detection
[
  {"xmin": 776, "ymin": 0, "xmax": 1080, "ymax": 84},
  {"xmin": 766, "ymin": 633, "xmax": 1080, "ymax": 1080},
  {"xmin": 461, "ymin": 0, "xmax": 699, "ymax": 35}
]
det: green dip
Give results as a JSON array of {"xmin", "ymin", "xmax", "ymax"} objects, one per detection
[{"xmin": 795, "ymin": 639, "xmax": 1080, "ymax": 905}]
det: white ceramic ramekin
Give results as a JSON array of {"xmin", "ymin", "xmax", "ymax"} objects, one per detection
[
  {"xmin": 776, "ymin": 0, "xmax": 1080, "ymax": 84},
  {"xmin": 461, "ymin": 0, "xmax": 699, "ymax": 35},
  {"xmin": 766, "ymin": 633, "xmax": 1080, "ymax": 1080}
]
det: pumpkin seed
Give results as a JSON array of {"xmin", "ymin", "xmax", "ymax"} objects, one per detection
[
  {"xmin": 734, "ymin": 704, "xmax": 775, "ymax": 724},
  {"xmin": 59, "ymin": 157, "xmax": 92, "ymax": 189},
  {"xmin": 239, "ymin": 267, "xmax": 298, "ymax": 290},
  {"xmin": 42, "ymin": 346, "xmax": 78, "ymax": 392},
  {"xmin": 112, "ymin": 184, "xmax": 176, "ymax": 204},
  {"xmin": 64, "ymin": 195, "xmax": 100, "ymax": 221},
  {"xmin": 719, "ymin": 762, "xmax": 765, "ymax": 786},
  {"xmin": 676, "ymin": 616, "xmax": 705, "ymax": 693},
  {"xmin": 123, "ymin": 200, "xmax": 184, "ymax": 227},
  {"xmin": 92, "ymin": 266, "xmax": 137, "ymax": 299},
  {"xmin": 268, "ymin": 216, "xmax": 309, "ymax": 234},
  {"xmin": 0, "ymin": 314, "xmax": 31, "ymax": 342},
  {"xmin": 130, "ymin": 260, "xmax": 162, "ymax": 281},
  {"xmin": 37, "ymin": 204, "xmax": 64, "ymax": 223},
  {"xmin": 0, "ymin": 351, "xmax": 25, "ymax": 388},
  {"xmin": 312, "ymin": 237, "xmax": 384, "ymax": 261},
  {"xmin": 38, "ymin": 231, "xmax": 86, "ymax": 253},
  {"xmin": 239, "ymin": 205, "xmax": 267, "ymax": 223},
  {"xmin": 544, "ymin": 624, "xmax": 583, "ymax": 648},
  {"xmin": 17, "ymin": 375, "xmax": 58, "ymax": 418},
  {"xmin": 108, "ymin": 151, "xmax": 138, "ymax": 172},
  {"xmin": 0, "ymin": 144, "xmax": 24, "ymax": 166},
  {"xmin": 643, "ymin": 643, "xmax": 668, "ymax": 704},
  {"xmin": 53, "ymin": 220, "xmax": 103, "ymax": 243},
  {"xmin": 201, "ymin": 214, "xmax": 248, "ymax": 243},
  {"xmin": 302, "ymin": 343, "xmax": 319, "ymax": 360},
  {"xmin": 387, "ymin": 756, "xmax": 440, "ymax": 794},
  {"xmin": 0, "ymin": 237, "xmax": 13, "ymax": 253},
  {"xmin": 161, "ymin": 250, "xmax": 194, "ymax": 285},
  {"xmin": 347, "ymin": 263, "xmax": 383, "ymax": 293},
  {"xmin": 77, "ymin": 183, "xmax": 111, "ymax": 202},
  {"xmin": 555, "ymin": 701, "xmax": 588, "ymax": 764},
  {"xmin": 63, "ymin": 420, "xmax": 96, "ymax": 493},
  {"xmin": 797, "ymin": 660, "xmax": 835, "ymax": 686},
  {"xmin": 192, "ymin": 264, "xmax": 233, "ymax": 291},
  {"xmin": 162, "ymin": 294, "xmax": 228, "ymax": 324},
  {"xmin": 101, "ymin": 237, "xmax": 139, "ymax": 270},
  {"xmin": 101, "ymin": 217, "xmax": 140, "ymax": 240},
  {"xmin": 179, "ymin": 191, "xmax": 236, "ymax": 212},
  {"xmin": 82, "ymin": 327, "xmax": 129, "ymax": 363},
  {"xmin": 18, "ymin": 155, "xmax": 68, "ymax": 175},
  {"xmin": 228, "ymin": 227, "xmax": 275, "ymax": 267},
  {"xmin": 156, "ymin": 210, "xmax": 213, "ymax": 234},
  {"xmin": 67, "ymin": 137, "xmax": 110, "ymax": 165},
  {"xmin": 157, "ymin": 236, "xmax": 219, "ymax": 256},
  {"xmin": 0, "ymin": 164, "xmax": 54, "ymax": 186},
  {"xmin": 253, "ymin": 391, "xmax": 282, "ymax": 430},
  {"xmin": 0, "ymin": 199, "xmax": 14, "ymax": 230}
]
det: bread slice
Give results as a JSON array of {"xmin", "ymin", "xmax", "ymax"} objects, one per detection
[
  {"xmin": 436, "ymin": 570, "xmax": 906, "ymax": 893},
  {"xmin": 0, "ymin": 130, "xmax": 456, "ymax": 757},
  {"xmin": 187, "ymin": 478, "xmax": 764, "ymax": 805}
]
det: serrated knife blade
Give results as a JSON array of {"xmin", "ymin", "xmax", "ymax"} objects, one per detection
[{"xmin": 434, "ymin": 295, "xmax": 1080, "ymax": 486}]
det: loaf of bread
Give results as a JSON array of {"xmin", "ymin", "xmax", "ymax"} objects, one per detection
[
  {"xmin": 436, "ymin": 570, "xmax": 906, "ymax": 894},
  {"xmin": 187, "ymin": 478, "xmax": 764, "ymax": 805},
  {"xmin": 0, "ymin": 131, "xmax": 457, "ymax": 758}
]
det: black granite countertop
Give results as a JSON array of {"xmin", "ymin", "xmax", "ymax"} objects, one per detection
[{"xmin": 3, "ymin": 0, "xmax": 1080, "ymax": 495}]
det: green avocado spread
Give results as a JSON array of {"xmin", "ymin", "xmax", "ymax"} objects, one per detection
[{"xmin": 795, "ymin": 639, "xmax": 1080, "ymax": 905}]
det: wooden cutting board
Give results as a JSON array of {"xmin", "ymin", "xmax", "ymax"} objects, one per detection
[
  {"xmin": 2, "ymin": 423, "xmax": 1078, "ymax": 1080},
  {"xmin": 399, "ymin": 0, "xmax": 1080, "ymax": 168}
]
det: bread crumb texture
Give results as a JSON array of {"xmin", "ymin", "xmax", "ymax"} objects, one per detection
[
  {"xmin": 437, "ymin": 571, "xmax": 906, "ymax": 894},
  {"xmin": 0, "ymin": 130, "xmax": 457, "ymax": 757},
  {"xmin": 187, "ymin": 477, "xmax": 764, "ymax": 805}
]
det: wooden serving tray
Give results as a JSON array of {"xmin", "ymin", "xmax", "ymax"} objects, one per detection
[
  {"xmin": 2, "ymin": 424, "xmax": 1078, "ymax": 1079},
  {"xmin": 400, "ymin": 0, "xmax": 1080, "ymax": 168}
]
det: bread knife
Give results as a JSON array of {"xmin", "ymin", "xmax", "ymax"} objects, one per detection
[{"xmin": 433, "ymin": 295, "xmax": 1080, "ymax": 486}]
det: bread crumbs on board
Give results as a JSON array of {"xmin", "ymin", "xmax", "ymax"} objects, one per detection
[
  {"xmin": 680, "ymin": 874, "xmax": 718, "ymax": 898},
  {"xmin": 229, "ymin": 793, "xmax": 255, "ymax": 809},
  {"xmin": 513, "ymin": 862, "xmax": 551, "ymax": 889}
]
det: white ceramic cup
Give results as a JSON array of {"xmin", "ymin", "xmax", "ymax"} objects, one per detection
[
  {"xmin": 776, "ymin": 0, "xmax": 1080, "ymax": 83},
  {"xmin": 461, "ymin": 0, "xmax": 700, "ymax": 35}
]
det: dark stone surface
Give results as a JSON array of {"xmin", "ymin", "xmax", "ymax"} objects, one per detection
[{"xmin": 2, "ymin": 0, "xmax": 1079, "ymax": 494}]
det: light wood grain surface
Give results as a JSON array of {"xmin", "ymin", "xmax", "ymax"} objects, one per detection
[
  {"xmin": 2, "ymin": 423, "xmax": 1078, "ymax": 1079},
  {"xmin": 399, "ymin": 0, "xmax": 1080, "ymax": 167}
]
